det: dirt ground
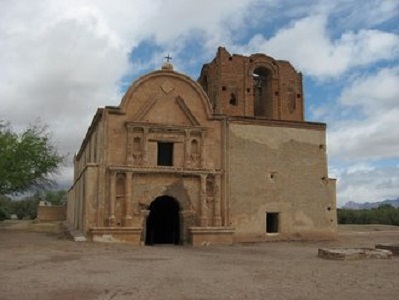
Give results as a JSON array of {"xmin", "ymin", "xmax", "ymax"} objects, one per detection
[{"xmin": 0, "ymin": 221, "xmax": 398, "ymax": 300}]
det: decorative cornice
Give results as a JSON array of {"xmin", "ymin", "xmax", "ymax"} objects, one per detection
[{"xmin": 108, "ymin": 165, "xmax": 222, "ymax": 176}]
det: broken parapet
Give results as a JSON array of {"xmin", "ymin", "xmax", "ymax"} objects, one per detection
[
  {"xmin": 376, "ymin": 244, "xmax": 399, "ymax": 256},
  {"xmin": 318, "ymin": 248, "xmax": 392, "ymax": 260}
]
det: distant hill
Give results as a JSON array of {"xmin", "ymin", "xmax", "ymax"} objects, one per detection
[{"xmin": 342, "ymin": 198, "xmax": 399, "ymax": 210}]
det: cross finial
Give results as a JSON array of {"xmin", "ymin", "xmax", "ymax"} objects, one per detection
[{"xmin": 165, "ymin": 54, "xmax": 172, "ymax": 63}]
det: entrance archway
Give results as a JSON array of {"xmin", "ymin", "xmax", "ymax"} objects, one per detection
[{"xmin": 145, "ymin": 196, "xmax": 180, "ymax": 245}]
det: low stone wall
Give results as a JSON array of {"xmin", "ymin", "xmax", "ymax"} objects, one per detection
[
  {"xmin": 376, "ymin": 244, "xmax": 399, "ymax": 256},
  {"xmin": 318, "ymin": 248, "xmax": 392, "ymax": 260},
  {"xmin": 37, "ymin": 206, "xmax": 66, "ymax": 222}
]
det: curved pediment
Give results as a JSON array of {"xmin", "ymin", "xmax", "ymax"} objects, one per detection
[{"xmin": 118, "ymin": 69, "xmax": 213, "ymax": 125}]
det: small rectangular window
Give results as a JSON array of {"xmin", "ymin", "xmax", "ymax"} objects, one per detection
[
  {"xmin": 157, "ymin": 142, "xmax": 173, "ymax": 166},
  {"xmin": 266, "ymin": 212, "xmax": 279, "ymax": 233}
]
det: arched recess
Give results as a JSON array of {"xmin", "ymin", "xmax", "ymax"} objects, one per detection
[
  {"xmin": 145, "ymin": 196, "xmax": 181, "ymax": 245},
  {"xmin": 253, "ymin": 67, "xmax": 273, "ymax": 118}
]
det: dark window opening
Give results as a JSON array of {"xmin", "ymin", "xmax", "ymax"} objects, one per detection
[
  {"xmin": 266, "ymin": 212, "xmax": 279, "ymax": 233},
  {"xmin": 157, "ymin": 142, "xmax": 173, "ymax": 166},
  {"xmin": 145, "ymin": 196, "xmax": 180, "ymax": 245},
  {"xmin": 229, "ymin": 93, "xmax": 237, "ymax": 105}
]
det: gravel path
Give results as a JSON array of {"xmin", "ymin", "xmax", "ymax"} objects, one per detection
[{"xmin": 0, "ymin": 223, "xmax": 398, "ymax": 300}]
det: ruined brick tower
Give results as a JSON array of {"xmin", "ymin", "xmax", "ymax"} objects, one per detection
[{"xmin": 198, "ymin": 47, "xmax": 304, "ymax": 121}]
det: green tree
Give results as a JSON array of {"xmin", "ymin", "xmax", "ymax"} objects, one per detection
[
  {"xmin": 11, "ymin": 194, "xmax": 40, "ymax": 220},
  {"xmin": 338, "ymin": 205, "xmax": 399, "ymax": 226},
  {"xmin": 0, "ymin": 194, "xmax": 12, "ymax": 220},
  {"xmin": 0, "ymin": 121, "xmax": 64, "ymax": 195},
  {"xmin": 43, "ymin": 189, "xmax": 67, "ymax": 205}
]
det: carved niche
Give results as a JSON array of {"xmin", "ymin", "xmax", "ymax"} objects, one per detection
[
  {"xmin": 190, "ymin": 138, "xmax": 201, "ymax": 167},
  {"xmin": 126, "ymin": 126, "xmax": 144, "ymax": 165}
]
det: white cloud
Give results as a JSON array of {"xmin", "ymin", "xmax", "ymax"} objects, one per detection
[
  {"xmin": 339, "ymin": 67, "xmax": 399, "ymax": 114},
  {"xmin": 335, "ymin": 165, "xmax": 399, "ymax": 206},
  {"xmin": 234, "ymin": 14, "xmax": 399, "ymax": 78},
  {"xmin": 327, "ymin": 67, "xmax": 399, "ymax": 161},
  {"xmin": 0, "ymin": 0, "xmax": 260, "ymax": 188},
  {"xmin": 326, "ymin": 66, "xmax": 399, "ymax": 206},
  {"xmin": 331, "ymin": 0, "xmax": 399, "ymax": 29},
  {"xmin": 0, "ymin": 7, "xmax": 130, "ymax": 159}
]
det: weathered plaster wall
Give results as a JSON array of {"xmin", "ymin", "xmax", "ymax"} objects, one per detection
[
  {"xmin": 228, "ymin": 122, "xmax": 336, "ymax": 241},
  {"xmin": 67, "ymin": 164, "xmax": 99, "ymax": 233}
]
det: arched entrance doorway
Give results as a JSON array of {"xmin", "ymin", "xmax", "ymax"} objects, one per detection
[{"xmin": 145, "ymin": 196, "xmax": 180, "ymax": 245}]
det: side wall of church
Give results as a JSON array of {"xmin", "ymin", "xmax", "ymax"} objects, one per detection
[
  {"xmin": 227, "ymin": 121, "xmax": 337, "ymax": 242},
  {"xmin": 67, "ymin": 114, "xmax": 104, "ymax": 232}
]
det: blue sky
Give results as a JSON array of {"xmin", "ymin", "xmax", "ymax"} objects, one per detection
[{"xmin": 0, "ymin": 0, "xmax": 398, "ymax": 206}]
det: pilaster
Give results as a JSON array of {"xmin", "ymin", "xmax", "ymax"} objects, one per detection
[
  {"xmin": 123, "ymin": 172, "xmax": 134, "ymax": 226},
  {"xmin": 199, "ymin": 174, "xmax": 208, "ymax": 226},
  {"xmin": 108, "ymin": 171, "xmax": 116, "ymax": 226}
]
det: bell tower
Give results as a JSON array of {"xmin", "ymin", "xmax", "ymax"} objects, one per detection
[{"xmin": 198, "ymin": 47, "xmax": 304, "ymax": 121}]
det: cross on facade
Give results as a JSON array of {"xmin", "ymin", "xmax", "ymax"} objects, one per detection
[{"xmin": 165, "ymin": 54, "xmax": 172, "ymax": 63}]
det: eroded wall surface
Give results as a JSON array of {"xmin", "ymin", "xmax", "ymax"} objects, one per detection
[{"xmin": 228, "ymin": 121, "xmax": 337, "ymax": 241}]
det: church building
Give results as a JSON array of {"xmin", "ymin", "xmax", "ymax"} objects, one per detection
[{"xmin": 67, "ymin": 47, "xmax": 337, "ymax": 246}]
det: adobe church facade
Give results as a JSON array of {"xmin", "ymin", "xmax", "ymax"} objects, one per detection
[{"xmin": 67, "ymin": 47, "xmax": 337, "ymax": 246}]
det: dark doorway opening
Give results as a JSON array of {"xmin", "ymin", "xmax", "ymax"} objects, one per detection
[
  {"xmin": 266, "ymin": 212, "xmax": 279, "ymax": 233},
  {"xmin": 145, "ymin": 196, "xmax": 180, "ymax": 245}
]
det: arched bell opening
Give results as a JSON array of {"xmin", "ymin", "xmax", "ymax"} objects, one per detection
[{"xmin": 253, "ymin": 67, "xmax": 273, "ymax": 118}]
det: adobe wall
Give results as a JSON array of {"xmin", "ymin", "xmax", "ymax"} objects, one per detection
[
  {"xmin": 67, "ymin": 164, "xmax": 99, "ymax": 233},
  {"xmin": 69, "ymin": 109, "xmax": 105, "ymax": 231},
  {"xmin": 66, "ymin": 189, "xmax": 74, "ymax": 225},
  {"xmin": 37, "ymin": 206, "xmax": 66, "ymax": 222},
  {"xmin": 227, "ymin": 121, "xmax": 337, "ymax": 242},
  {"xmin": 73, "ymin": 109, "xmax": 104, "ymax": 192}
]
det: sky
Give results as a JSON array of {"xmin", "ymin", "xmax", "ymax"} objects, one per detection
[{"xmin": 0, "ymin": 0, "xmax": 398, "ymax": 207}]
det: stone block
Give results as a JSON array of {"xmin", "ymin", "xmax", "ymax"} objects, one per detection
[
  {"xmin": 318, "ymin": 248, "xmax": 392, "ymax": 260},
  {"xmin": 376, "ymin": 244, "xmax": 399, "ymax": 256}
]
